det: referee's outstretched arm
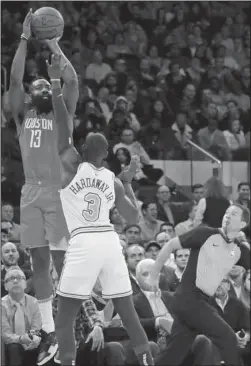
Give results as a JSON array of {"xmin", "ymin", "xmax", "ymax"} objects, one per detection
[{"xmin": 150, "ymin": 236, "xmax": 182, "ymax": 290}]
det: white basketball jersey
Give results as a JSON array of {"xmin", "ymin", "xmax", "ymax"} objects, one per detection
[{"xmin": 60, "ymin": 162, "xmax": 115, "ymax": 235}]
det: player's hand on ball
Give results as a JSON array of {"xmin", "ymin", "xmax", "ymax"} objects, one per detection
[
  {"xmin": 85, "ymin": 325, "xmax": 104, "ymax": 351},
  {"xmin": 46, "ymin": 54, "xmax": 62, "ymax": 79},
  {"xmin": 22, "ymin": 8, "xmax": 33, "ymax": 39},
  {"xmin": 44, "ymin": 36, "xmax": 62, "ymax": 50},
  {"xmin": 120, "ymin": 155, "xmax": 140, "ymax": 183}
]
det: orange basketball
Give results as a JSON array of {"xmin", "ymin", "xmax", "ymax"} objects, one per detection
[{"xmin": 31, "ymin": 7, "xmax": 64, "ymax": 40}]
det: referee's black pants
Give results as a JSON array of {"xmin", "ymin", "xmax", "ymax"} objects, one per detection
[{"xmin": 155, "ymin": 290, "xmax": 240, "ymax": 366}]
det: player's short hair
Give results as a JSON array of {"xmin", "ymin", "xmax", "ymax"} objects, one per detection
[
  {"xmin": 124, "ymin": 224, "xmax": 141, "ymax": 233},
  {"xmin": 192, "ymin": 184, "xmax": 203, "ymax": 192},
  {"xmin": 83, "ymin": 132, "xmax": 108, "ymax": 159},
  {"xmin": 237, "ymin": 182, "xmax": 250, "ymax": 191},
  {"xmin": 232, "ymin": 203, "xmax": 250, "ymax": 226}
]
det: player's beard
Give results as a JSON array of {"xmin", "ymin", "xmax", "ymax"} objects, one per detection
[{"xmin": 31, "ymin": 94, "xmax": 53, "ymax": 114}]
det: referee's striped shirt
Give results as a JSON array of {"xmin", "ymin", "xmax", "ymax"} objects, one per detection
[{"xmin": 176, "ymin": 226, "xmax": 250, "ymax": 297}]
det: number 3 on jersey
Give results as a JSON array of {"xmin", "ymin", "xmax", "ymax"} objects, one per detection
[
  {"xmin": 82, "ymin": 193, "xmax": 101, "ymax": 222},
  {"xmin": 30, "ymin": 129, "xmax": 42, "ymax": 148}
]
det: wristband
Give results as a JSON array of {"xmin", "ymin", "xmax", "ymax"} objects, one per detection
[
  {"xmin": 50, "ymin": 79, "xmax": 61, "ymax": 82},
  {"xmin": 21, "ymin": 33, "xmax": 29, "ymax": 41}
]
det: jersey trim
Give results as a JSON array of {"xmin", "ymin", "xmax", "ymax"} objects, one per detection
[
  {"xmin": 71, "ymin": 226, "xmax": 114, "ymax": 238},
  {"xmin": 87, "ymin": 162, "xmax": 105, "ymax": 171}
]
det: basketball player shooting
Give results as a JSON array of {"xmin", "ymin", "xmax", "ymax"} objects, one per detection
[
  {"xmin": 8, "ymin": 9, "xmax": 79, "ymax": 365},
  {"xmin": 46, "ymin": 54, "xmax": 154, "ymax": 366}
]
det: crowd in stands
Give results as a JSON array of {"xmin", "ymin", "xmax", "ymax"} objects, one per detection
[{"xmin": 1, "ymin": 1, "xmax": 250, "ymax": 366}]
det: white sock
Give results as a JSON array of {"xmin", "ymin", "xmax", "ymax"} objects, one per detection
[{"xmin": 38, "ymin": 299, "xmax": 55, "ymax": 334}]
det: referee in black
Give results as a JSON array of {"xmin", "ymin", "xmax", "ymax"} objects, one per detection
[{"xmin": 149, "ymin": 203, "xmax": 250, "ymax": 366}]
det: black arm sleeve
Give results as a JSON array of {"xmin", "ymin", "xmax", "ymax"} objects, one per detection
[{"xmin": 179, "ymin": 225, "xmax": 218, "ymax": 249}]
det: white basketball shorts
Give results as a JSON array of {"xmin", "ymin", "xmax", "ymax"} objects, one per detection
[{"xmin": 56, "ymin": 230, "xmax": 132, "ymax": 300}]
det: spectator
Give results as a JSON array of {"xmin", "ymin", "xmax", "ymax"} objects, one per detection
[
  {"xmin": 113, "ymin": 96, "xmax": 141, "ymax": 133},
  {"xmin": 96, "ymin": 86, "xmax": 112, "ymax": 124},
  {"xmin": 109, "ymin": 147, "xmax": 131, "ymax": 176},
  {"xmin": 194, "ymin": 177, "xmax": 231, "ymax": 228},
  {"xmin": 1, "ymin": 203, "xmax": 21, "ymax": 244},
  {"xmin": 74, "ymin": 99, "xmax": 107, "ymax": 145},
  {"xmin": 110, "ymin": 207, "xmax": 126, "ymax": 235},
  {"xmin": 124, "ymin": 244, "xmax": 145, "ymax": 295},
  {"xmin": 236, "ymin": 182, "xmax": 250, "ymax": 209},
  {"xmin": 1, "ymin": 242, "xmax": 33, "ymax": 297},
  {"xmin": 210, "ymin": 276, "xmax": 250, "ymax": 366},
  {"xmin": 155, "ymin": 231, "xmax": 176, "ymax": 269},
  {"xmin": 166, "ymin": 61, "xmax": 187, "ymax": 99},
  {"xmin": 221, "ymin": 100, "xmax": 249, "ymax": 134},
  {"xmin": 113, "ymin": 128, "xmax": 163, "ymax": 184},
  {"xmin": 1, "ymin": 228, "xmax": 9, "ymax": 245},
  {"xmin": 186, "ymin": 57, "xmax": 205, "ymax": 87},
  {"xmin": 134, "ymin": 259, "xmax": 174, "ymax": 349},
  {"xmin": 207, "ymin": 76, "xmax": 228, "ymax": 119},
  {"xmin": 197, "ymin": 117, "xmax": 231, "ymax": 161},
  {"xmin": 223, "ymin": 119, "xmax": 246, "ymax": 156},
  {"xmin": 124, "ymin": 225, "xmax": 142, "ymax": 246},
  {"xmin": 183, "ymin": 33, "xmax": 200, "ymax": 60},
  {"xmin": 159, "ymin": 222, "xmax": 176, "ymax": 238},
  {"xmin": 107, "ymin": 109, "xmax": 130, "ymax": 146},
  {"xmin": 228, "ymin": 265, "xmax": 246, "ymax": 299},
  {"xmin": 191, "ymin": 183, "xmax": 205, "ymax": 205},
  {"xmin": 85, "ymin": 49, "xmax": 112, "ymax": 85},
  {"xmin": 155, "ymin": 185, "xmax": 181, "ymax": 225},
  {"xmin": 137, "ymin": 58, "xmax": 155, "ymax": 89},
  {"xmin": 2, "ymin": 267, "xmax": 42, "ymax": 366},
  {"xmin": 147, "ymin": 45, "xmax": 163, "ymax": 70},
  {"xmin": 239, "ymin": 269, "xmax": 250, "ymax": 311},
  {"xmin": 235, "ymin": 183, "xmax": 250, "ymax": 240},
  {"xmin": 164, "ymin": 248, "xmax": 190, "ymax": 292},
  {"xmin": 139, "ymin": 202, "xmax": 164, "ymax": 243},
  {"xmin": 138, "ymin": 118, "xmax": 166, "ymax": 159},
  {"xmin": 175, "ymin": 204, "xmax": 197, "ymax": 236},
  {"xmin": 106, "ymin": 32, "xmax": 132, "ymax": 60},
  {"xmin": 145, "ymin": 241, "xmax": 161, "ymax": 261},
  {"xmin": 155, "ymin": 231, "xmax": 171, "ymax": 248},
  {"xmin": 171, "ymin": 112, "xmax": 195, "ymax": 159}
]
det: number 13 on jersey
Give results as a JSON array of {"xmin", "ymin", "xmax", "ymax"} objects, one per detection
[{"xmin": 30, "ymin": 129, "xmax": 42, "ymax": 148}]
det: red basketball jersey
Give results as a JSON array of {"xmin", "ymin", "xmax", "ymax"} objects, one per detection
[{"xmin": 19, "ymin": 108, "xmax": 61, "ymax": 185}]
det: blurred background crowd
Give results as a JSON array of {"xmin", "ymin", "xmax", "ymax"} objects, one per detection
[{"xmin": 1, "ymin": 1, "xmax": 250, "ymax": 366}]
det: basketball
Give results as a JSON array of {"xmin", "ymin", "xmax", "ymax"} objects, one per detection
[{"xmin": 31, "ymin": 7, "xmax": 64, "ymax": 40}]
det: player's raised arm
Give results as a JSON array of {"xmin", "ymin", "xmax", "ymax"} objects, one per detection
[
  {"xmin": 45, "ymin": 38, "xmax": 79, "ymax": 131},
  {"xmin": 114, "ymin": 156, "xmax": 141, "ymax": 225},
  {"xmin": 46, "ymin": 54, "xmax": 81, "ymax": 187},
  {"xmin": 9, "ymin": 9, "xmax": 32, "ymax": 133}
]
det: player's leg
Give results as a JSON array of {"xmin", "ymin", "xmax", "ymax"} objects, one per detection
[
  {"xmin": 21, "ymin": 186, "xmax": 57, "ymax": 365},
  {"xmin": 50, "ymin": 232, "xmax": 68, "ymax": 279},
  {"xmin": 100, "ymin": 232, "xmax": 154, "ymax": 365},
  {"xmin": 56, "ymin": 234, "xmax": 104, "ymax": 365},
  {"xmin": 55, "ymin": 296, "xmax": 82, "ymax": 366},
  {"xmin": 43, "ymin": 188, "xmax": 68, "ymax": 278}
]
